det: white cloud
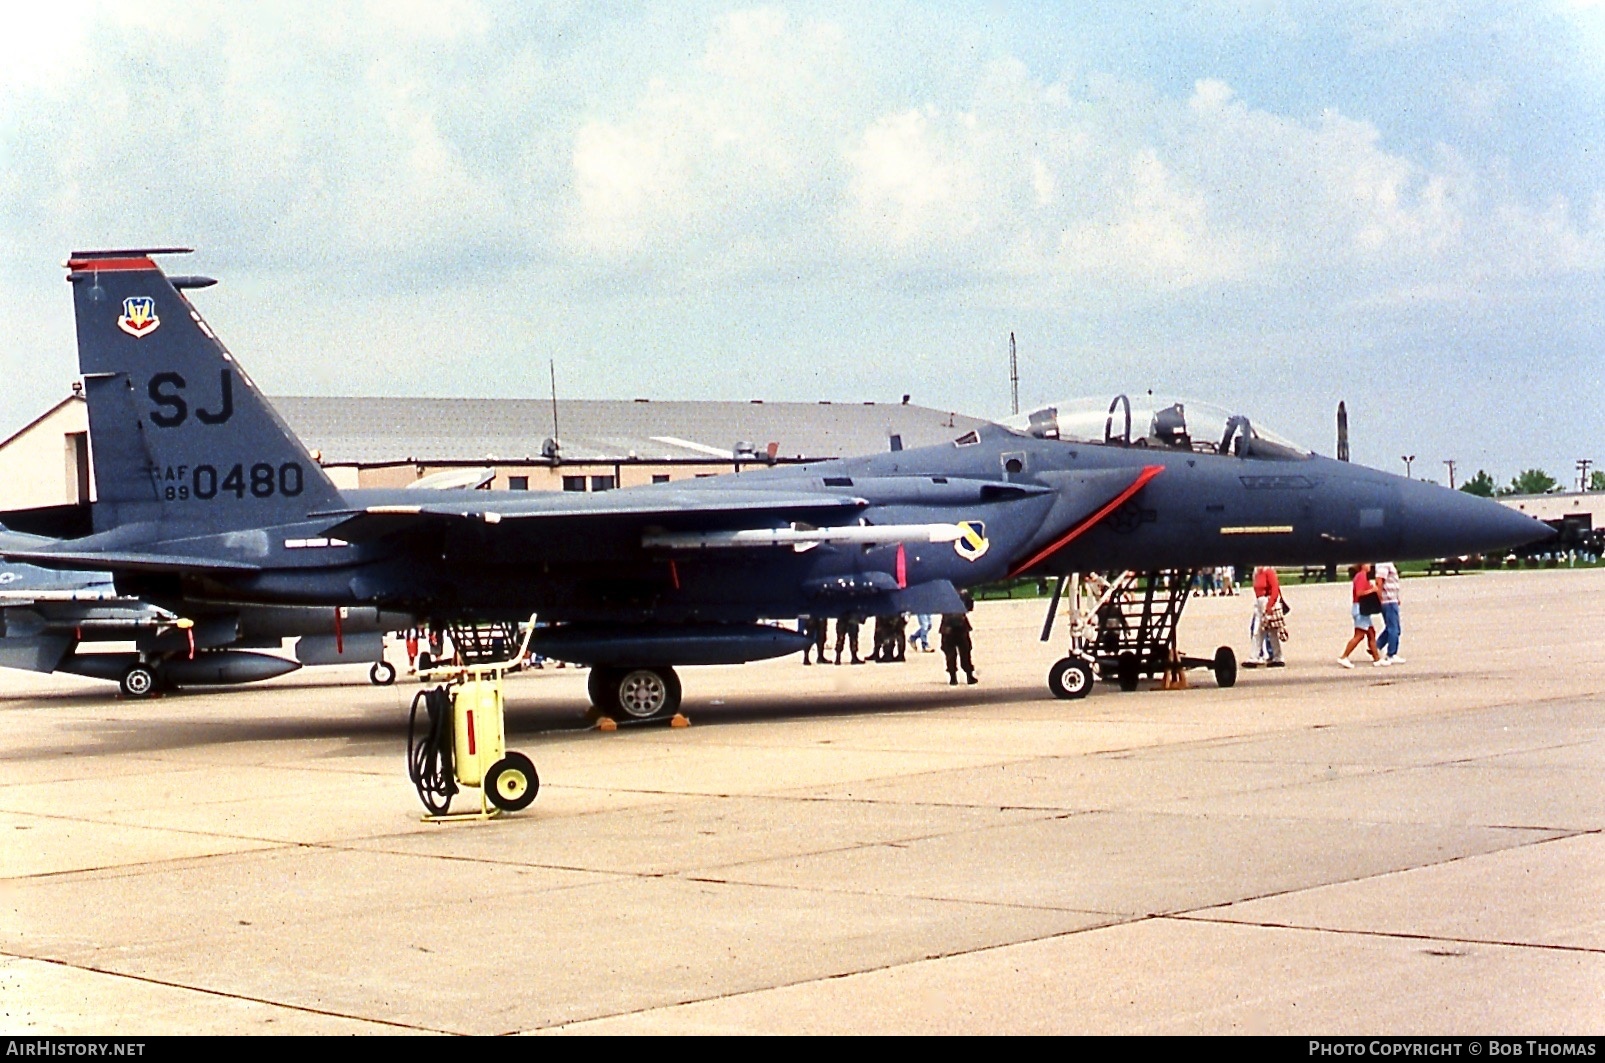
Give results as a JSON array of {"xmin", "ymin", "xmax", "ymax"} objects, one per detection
[
  {"xmin": 844, "ymin": 107, "xmax": 981, "ymax": 247},
  {"xmin": 561, "ymin": 25, "xmax": 1602, "ymax": 302},
  {"xmin": 564, "ymin": 8, "xmax": 855, "ymax": 266}
]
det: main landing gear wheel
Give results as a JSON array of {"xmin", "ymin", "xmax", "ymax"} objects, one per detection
[
  {"xmin": 1213, "ymin": 646, "xmax": 1238, "ymax": 688},
  {"xmin": 1048, "ymin": 657, "xmax": 1094, "ymax": 700},
  {"xmin": 485, "ymin": 752, "xmax": 539, "ymax": 812},
  {"xmin": 369, "ymin": 660, "xmax": 397, "ymax": 686},
  {"xmin": 120, "ymin": 664, "xmax": 157, "ymax": 698},
  {"xmin": 590, "ymin": 666, "xmax": 682, "ymax": 721}
]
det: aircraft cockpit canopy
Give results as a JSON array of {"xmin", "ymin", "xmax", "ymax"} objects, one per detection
[{"xmin": 998, "ymin": 395, "xmax": 1311, "ymax": 461}]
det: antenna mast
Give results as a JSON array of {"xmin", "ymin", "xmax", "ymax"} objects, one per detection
[
  {"xmin": 1009, "ymin": 332, "xmax": 1019, "ymax": 416},
  {"xmin": 549, "ymin": 360, "xmax": 560, "ymax": 443}
]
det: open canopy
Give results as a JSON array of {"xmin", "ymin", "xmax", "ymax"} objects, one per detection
[{"xmin": 998, "ymin": 394, "xmax": 1311, "ymax": 461}]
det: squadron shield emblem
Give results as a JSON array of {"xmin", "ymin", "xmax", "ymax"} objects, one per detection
[
  {"xmin": 117, "ymin": 296, "xmax": 160, "ymax": 338},
  {"xmin": 953, "ymin": 520, "xmax": 989, "ymax": 562}
]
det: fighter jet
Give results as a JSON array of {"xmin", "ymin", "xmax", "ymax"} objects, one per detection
[
  {"xmin": 0, "ymin": 526, "xmax": 410, "ymax": 695},
  {"xmin": 0, "ymin": 248, "xmax": 1550, "ymax": 715}
]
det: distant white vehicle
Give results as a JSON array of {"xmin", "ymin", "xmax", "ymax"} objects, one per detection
[{"xmin": 406, "ymin": 467, "xmax": 497, "ymax": 491}]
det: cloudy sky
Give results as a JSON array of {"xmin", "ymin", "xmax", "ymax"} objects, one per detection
[{"xmin": 3, "ymin": 1, "xmax": 1602, "ymax": 488}]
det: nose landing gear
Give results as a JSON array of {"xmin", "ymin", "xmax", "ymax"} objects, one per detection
[{"xmin": 1041, "ymin": 571, "xmax": 1238, "ymax": 698}]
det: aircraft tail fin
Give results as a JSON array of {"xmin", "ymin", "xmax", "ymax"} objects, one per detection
[{"xmin": 65, "ymin": 250, "xmax": 341, "ymax": 533}]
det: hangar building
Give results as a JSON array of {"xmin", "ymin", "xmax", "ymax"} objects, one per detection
[{"xmin": 0, "ymin": 391, "xmax": 988, "ymax": 509}]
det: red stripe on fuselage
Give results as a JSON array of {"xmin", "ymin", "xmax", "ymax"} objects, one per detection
[
  {"xmin": 66, "ymin": 257, "xmax": 158, "ymax": 272},
  {"xmin": 1006, "ymin": 464, "xmax": 1165, "ymax": 577}
]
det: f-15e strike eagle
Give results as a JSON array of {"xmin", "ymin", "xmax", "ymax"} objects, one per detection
[{"xmin": 0, "ymin": 248, "xmax": 1549, "ymax": 713}]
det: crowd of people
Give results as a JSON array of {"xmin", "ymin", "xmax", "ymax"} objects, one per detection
[{"xmin": 1247, "ymin": 561, "xmax": 1406, "ymax": 670}]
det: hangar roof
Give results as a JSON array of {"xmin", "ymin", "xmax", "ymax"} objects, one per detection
[{"xmin": 273, "ymin": 396, "xmax": 988, "ymax": 466}]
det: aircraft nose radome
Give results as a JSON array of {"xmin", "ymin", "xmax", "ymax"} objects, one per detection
[{"xmin": 1395, "ymin": 481, "xmax": 1554, "ymax": 561}]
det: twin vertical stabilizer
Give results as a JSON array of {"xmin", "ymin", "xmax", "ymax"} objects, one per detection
[{"xmin": 66, "ymin": 250, "xmax": 341, "ymax": 534}]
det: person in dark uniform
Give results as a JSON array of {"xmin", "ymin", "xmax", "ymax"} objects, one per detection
[
  {"xmin": 801, "ymin": 616, "xmax": 827, "ymax": 665},
  {"xmin": 834, "ymin": 615, "xmax": 862, "ymax": 665},
  {"xmin": 871, "ymin": 614, "xmax": 892, "ymax": 662},
  {"xmin": 940, "ymin": 594, "xmax": 976, "ymax": 685}
]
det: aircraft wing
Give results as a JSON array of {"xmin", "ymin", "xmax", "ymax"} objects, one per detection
[{"xmin": 317, "ymin": 490, "xmax": 872, "ymax": 544}]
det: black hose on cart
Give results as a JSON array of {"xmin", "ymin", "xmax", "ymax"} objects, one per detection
[{"xmin": 407, "ymin": 686, "xmax": 457, "ymax": 815}]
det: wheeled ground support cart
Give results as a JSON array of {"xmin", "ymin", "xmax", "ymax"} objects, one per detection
[
  {"xmin": 1041, "ymin": 570, "xmax": 1237, "ymax": 699},
  {"xmin": 407, "ymin": 618, "xmax": 539, "ymax": 820}
]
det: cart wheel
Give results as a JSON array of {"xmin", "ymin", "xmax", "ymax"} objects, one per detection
[
  {"xmin": 369, "ymin": 660, "xmax": 397, "ymax": 686},
  {"xmin": 1047, "ymin": 657, "xmax": 1094, "ymax": 700},
  {"xmin": 485, "ymin": 752, "xmax": 539, "ymax": 812},
  {"xmin": 1213, "ymin": 646, "xmax": 1238, "ymax": 688},
  {"xmin": 1117, "ymin": 652, "xmax": 1141, "ymax": 692}
]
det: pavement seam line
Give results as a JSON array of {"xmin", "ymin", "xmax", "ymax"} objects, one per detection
[
  {"xmin": 0, "ymin": 949, "xmax": 458, "ymax": 1034},
  {"xmin": 1165, "ymin": 915, "xmax": 1605, "ymax": 956},
  {"xmin": 525, "ymin": 912, "xmax": 1159, "ymax": 1032}
]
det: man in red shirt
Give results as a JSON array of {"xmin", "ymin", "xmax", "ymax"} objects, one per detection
[{"xmin": 1251, "ymin": 565, "xmax": 1286, "ymax": 666}]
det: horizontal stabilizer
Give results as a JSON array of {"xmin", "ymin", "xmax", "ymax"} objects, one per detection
[
  {"xmin": 0, "ymin": 546, "xmax": 261, "ymax": 574},
  {"xmin": 0, "ymin": 635, "xmax": 74, "ymax": 673}
]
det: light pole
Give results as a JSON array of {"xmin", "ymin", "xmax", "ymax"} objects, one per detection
[
  {"xmin": 1402, "ymin": 454, "xmax": 1415, "ymax": 479},
  {"xmin": 1443, "ymin": 459, "xmax": 1457, "ymax": 490}
]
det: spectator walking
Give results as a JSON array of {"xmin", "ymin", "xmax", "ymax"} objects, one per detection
[
  {"xmin": 910, "ymin": 613, "xmax": 934, "ymax": 653},
  {"xmin": 1251, "ymin": 565, "xmax": 1286, "ymax": 666},
  {"xmin": 1339, "ymin": 563, "xmax": 1385, "ymax": 668},
  {"xmin": 1374, "ymin": 561, "xmax": 1404, "ymax": 664}
]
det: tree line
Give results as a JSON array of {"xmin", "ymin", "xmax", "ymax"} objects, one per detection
[{"xmin": 1459, "ymin": 468, "xmax": 1605, "ymax": 497}]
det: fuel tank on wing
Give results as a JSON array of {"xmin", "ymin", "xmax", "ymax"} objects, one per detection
[
  {"xmin": 59, "ymin": 650, "xmax": 302, "ymax": 686},
  {"xmin": 528, "ymin": 623, "xmax": 812, "ymax": 667}
]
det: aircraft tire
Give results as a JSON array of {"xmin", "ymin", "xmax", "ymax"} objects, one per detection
[
  {"xmin": 587, "ymin": 667, "xmax": 621, "ymax": 715},
  {"xmin": 1047, "ymin": 657, "xmax": 1094, "ymax": 700},
  {"xmin": 120, "ymin": 664, "xmax": 158, "ymax": 699},
  {"xmin": 1213, "ymin": 646, "xmax": 1238, "ymax": 688},
  {"xmin": 370, "ymin": 660, "xmax": 397, "ymax": 686},
  {"xmin": 612, "ymin": 666, "xmax": 682, "ymax": 721},
  {"xmin": 1116, "ymin": 653, "xmax": 1141, "ymax": 692},
  {"xmin": 485, "ymin": 752, "xmax": 539, "ymax": 812}
]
